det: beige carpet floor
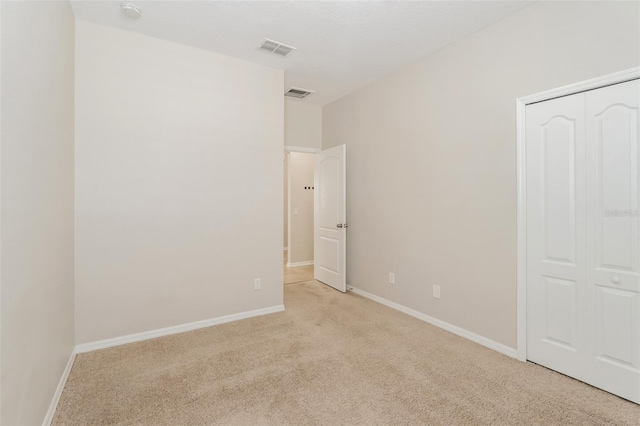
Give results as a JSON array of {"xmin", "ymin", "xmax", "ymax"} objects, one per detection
[{"xmin": 54, "ymin": 280, "xmax": 639, "ymax": 425}]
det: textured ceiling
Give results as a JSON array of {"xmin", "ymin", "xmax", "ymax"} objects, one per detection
[{"xmin": 70, "ymin": 1, "xmax": 535, "ymax": 106}]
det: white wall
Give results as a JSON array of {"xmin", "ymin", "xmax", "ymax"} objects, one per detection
[
  {"xmin": 285, "ymin": 99, "xmax": 322, "ymax": 149},
  {"xmin": 0, "ymin": 1, "xmax": 75, "ymax": 424},
  {"xmin": 323, "ymin": 1, "xmax": 640, "ymax": 349},
  {"xmin": 287, "ymin": 152, "xmax": 315, "ymax": 264},
  {"xmin": 75, "ymin": 21, "xmax": 284, "ymax": 344}
]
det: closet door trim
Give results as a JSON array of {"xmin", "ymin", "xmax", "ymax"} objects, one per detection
[{"xmin": 516, "ymin": 67, "xmax": 640, "ymax": 362}]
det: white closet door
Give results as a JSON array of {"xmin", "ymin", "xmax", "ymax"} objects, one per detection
[
  {"xmin": 526, "ymin": 79, "xmax": 640, "ymax": 404},
  {"xmin": 526, "ymin": 92, "xmax": 587, "ymax": 380},
  {"xmin": 585, "ymin": 79, "xmax": 639, "ymax": 403}
]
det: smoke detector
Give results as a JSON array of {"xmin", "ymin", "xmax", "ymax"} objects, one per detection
[
  {"xmin": 257, "ymin": 38, "xmax": 296, "ymax": 57},
  {"xmin": 285, "ymin": 87, "xmax": 314, "ymax": 99},
  {"xmin": 121, "ymin": 2, "xmax": 142, "ymax": 19}
]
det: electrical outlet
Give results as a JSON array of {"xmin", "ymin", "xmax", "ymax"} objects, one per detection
[
  {"xmin": 433, "ymin": 285, "xmax": 441, "ymax": 299},
  {"xmin": 389, "ymin": 272, "xmax": 395, "ymax": 284},
  {"xmin": 254, "ymin": 278, "xmax": 261, "ymax": 290}
]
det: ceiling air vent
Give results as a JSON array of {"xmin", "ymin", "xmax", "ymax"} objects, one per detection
[
  {"xmin": 285, "ymin": 87, "xmax": 314, "ymax": 99},
  {"xmin": 257, "ymin": 38, "xmax": 296, "ymax": 57}
]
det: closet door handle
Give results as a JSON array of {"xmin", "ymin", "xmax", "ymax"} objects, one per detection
[{"xmin": 337, "ymin": 224, "xmax": 343, "ymax": 228}]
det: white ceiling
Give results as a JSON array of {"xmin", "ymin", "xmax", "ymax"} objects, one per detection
[{"xmin": 70, "ymin": 1, "xmax": 535, "ymax": 106}]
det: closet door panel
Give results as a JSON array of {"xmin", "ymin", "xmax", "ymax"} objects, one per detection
[
  {"xmin": 526, "ymin": 92, "xmax": 587, "ymax": 377},
  {"xmin": 585, "ymin": 78, "xmax": 639, "ymax": 403}
]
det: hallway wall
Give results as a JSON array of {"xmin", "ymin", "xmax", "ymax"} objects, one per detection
[
  {"xmin": 287, "ymin": 152, "xmax": 315, "ymax": 265},
  {"xmin": 285, "ymin": 99, "xmax": 322, "ymax": 150}
]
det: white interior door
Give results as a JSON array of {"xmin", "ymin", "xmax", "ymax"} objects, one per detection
[
  {"xmin": 526, "ymin": 79, "xmax": 639, "ymax": 404},
  {"xmin": 314, "ymin": 145, "xmax": 346, "ymax": 292}
]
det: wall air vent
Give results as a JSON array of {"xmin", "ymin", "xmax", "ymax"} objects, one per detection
[
  {"xmin": 285, "ymin": 87, "xmax": 314, "ymax": 99},
  {"xmin": 257, "ymin": 38, "xmax": 296, "ymax": 57}
]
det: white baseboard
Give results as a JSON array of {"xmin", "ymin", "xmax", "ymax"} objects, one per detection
[
  {"xmin": 75, "ymin": 304, "xmax": 285, "ymax": 354},
  {"xmin": 286, "ymin": 260, "xmax": 314, "ymax": 268},
  {"xmin": 43, "ymin": 349, "xmax": 76, "ymax": 426},
  {"xmin": 348, "ymin": 286, "xmax": 517, "ymax": 359}
]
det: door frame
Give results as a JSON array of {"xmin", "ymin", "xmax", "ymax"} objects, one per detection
[
  {"xmin": 515, "ymin": 67, "xmax": 640, "ymax": 362},
  {"xmin": 284, "ymin": 146, "xmax": 321, "ymax": 154}
]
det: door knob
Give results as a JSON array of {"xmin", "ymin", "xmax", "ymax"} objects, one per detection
[
  {"xmin": 337, "ymin": 224, "xmax": 343, "ymax": 228},
  {"xmin": 611, "ymin": 276, "xmax": 621, "ymax": 284}
]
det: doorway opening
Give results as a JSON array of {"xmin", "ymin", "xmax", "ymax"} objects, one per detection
[{"xmin": 284, "ymin": 150, "xmax": 316, "ymax": 285}]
